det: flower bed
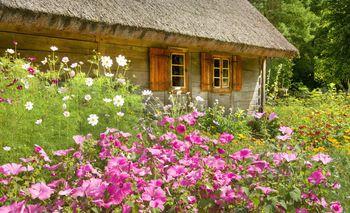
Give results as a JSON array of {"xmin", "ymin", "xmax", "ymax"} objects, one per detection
[{"xmin": 0, "ymin": 111, "xmax": 343, "ymax": 212}]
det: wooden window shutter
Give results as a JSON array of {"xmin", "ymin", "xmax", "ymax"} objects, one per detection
[
  {"xmin": 232, "ymin": 55, "xmax": 243, "ymax": 91},
  {"xmin": 200, "ymin": 52, "xmax": 212, "ymax": 91},
  {"xmin": 149, "ymin": 48, "xmax": 170, "ymax": 91}
]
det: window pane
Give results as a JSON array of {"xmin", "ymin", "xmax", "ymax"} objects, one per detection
[
  {"xmin": 223, "ymin": 59, "xmax": 229, "ymax": 68},
  {"xmin": 222, "ymin": 69, "xmax": 229, "ymax": 77},
  {"xmin": 172, "ymin": 54, "xmax": 184, "ymax": 65},
  {"xmin": 222, "ymin": 78, "xmax": 229, "ymax": 86},
  {"xmin": 213, "ymin": 59, "xmax": 220, "ymax": 68},
  {"xmin": 172, "ymin": 76, "xmax": 184, "ymax": 87},
  {"xmin": 214, "ymin": 68, "xmax": 220, "ymax": 77},
  {"xmin": 172, "ymin": 66, "xmax": 184, "ymax": 75},
  {"xmin": 214, "ymin": 78, "xmax": 220, "ymax": 87}
]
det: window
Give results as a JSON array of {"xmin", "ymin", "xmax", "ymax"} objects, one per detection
[
  {"xmin": 171, "ymin": 53, "xmax": 186, "ymax": 88},
  {"xmin": 213, "ymin": 58, "xmax": 230, "ymax": 88},
  {"xmin": 149, "ymin": 48, "xmax": 189, "ymax": 91}
]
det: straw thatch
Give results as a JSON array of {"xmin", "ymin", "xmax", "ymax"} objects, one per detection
[{"xmin": 0, "ymin": 0, "xmax": 298, "ymax": 57}]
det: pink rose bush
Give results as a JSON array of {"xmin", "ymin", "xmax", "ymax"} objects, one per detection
[{"xmin": 0, "ymin": 112, "xmax": 343, "ymax": 212}]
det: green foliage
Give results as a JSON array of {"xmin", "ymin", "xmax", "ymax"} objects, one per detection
[
  {"xmin": 250, "ymin": 0, "xmax": 349, "ymax": 93},
  {"xmin": 0, "ymin": 50, "xmax": 143, "ymax": 164}
]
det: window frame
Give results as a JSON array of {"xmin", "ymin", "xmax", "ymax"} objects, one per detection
[
  {"xmin": 170, "ymin": 52, "xmax": 188, "ymax": 91},
  {"xmin": 211, "ymin": 55, "xmax": 231, "ymax": 93}
]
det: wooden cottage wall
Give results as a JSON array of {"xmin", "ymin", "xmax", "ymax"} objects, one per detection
[
  {"xmin": 0, "ymin": 25, "xmax": 261, "ymax": 111},
  {"xmin": 0, "ymin": 26, "xmax": 150, "ymax": 88}
]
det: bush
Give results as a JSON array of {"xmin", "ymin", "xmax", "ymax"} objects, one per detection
[
  {"xmin": 0, "ymin": 47, "xmax": 143, "ymax": 163},
  {"xmin": 0, "ymin": 112, "xmax": 344, "ymax": 212}
]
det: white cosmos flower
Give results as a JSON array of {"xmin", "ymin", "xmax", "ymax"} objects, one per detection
[
  {"xmin": 62, "ymin": 96, "xmax": 70, "ymax": 101},
  {"xmin": 21, "ymin": 79, "xmax": 30, "ymax": 89},
  {"xmin": 3, "ymin": 146, "xmax": 11, "ymax": 151},
  {"xmin": 79, "ymin": 61, "xmax": 84, "ymax": 65},
  {"xmin": 41, "ymin": 57, "xmax": 48, "ymax": 65},
  {"xmin": 69, "ymin": 71, "xmax": 76, "ymax": 78},
  {"xmin": 105, "ymin": 72, "xmax": 114, "ymax": 77},
  {"xmin": 25, "ymin": 101, "xmax": 34, "ymax": 111},
  {"xmin": 50, "ymin": 46, "xmax": 58, "ymax": 51},
  {"xmin": 116, "ymin": 55, "xmax": 127, "ymax": 67},
  {"xmin": 58, "ymin": 87, "xmax": 67, "ymax": 94},
  {"xmin": 113, "ymin": 95, "xmax": 124, "ymax": 107},
  {"xmin": 70, "ymin": 63, "xmax": 78, "ymax": 68},
  {"xmin": 6, "ymin": 49, "xmax": 15, "ymax": 54},
  {"xmin": 142, "ymin": 90, "xmax": 153, "ymax": 96},
  {"xmin": 85, "ymin": 78, "xmax": 93, "ymax": 87},
  {"xmin": 87, "ymin": 114, "xmax": 99, "ymax": 126},
  {"xmin": 195, "ymin": 96, "xmax": 204, "ymax": 102},
  {"xmin": 63, "ymin": 111, "xmax": 70, "ymax": 117},
  {"xmin": 103, "ymin": 98, "xmax": 112, "ymax": 103},
  {"xmin": 117, "ymin": 112, "xmax": 124, "ymax": 117},
  {"xmin": 35, "ymin": 119, "xmax": 42, "ymax": 125},
  {"xmin": 22, "ymin": 63, "xmax": 30, "ymax": 70},
  {"xmin": 117, "ymin": 78, "xmax": 126, "ymax": 85},
  {"xmin": 84, "ymin": 94, "xmax": 92, "ymax": 101},
  {"xmin": 101, "ymin": 56, "xmax": 113, "ymax": 69},
  {"xmin": 62, "ymin": 57, "xmax": 69, "ymax": 63}
]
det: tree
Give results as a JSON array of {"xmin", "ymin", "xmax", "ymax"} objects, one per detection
[{"xmin": 314, "ymin": 0, "xmax": 350, "ymax": 91}]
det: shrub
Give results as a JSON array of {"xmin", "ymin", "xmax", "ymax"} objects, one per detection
[
  {"xmin": 0, "ymin": 112, "xmax": 343, "ymax": 212},
  {"xmin": 0, "ymin": 47, "xmax": 143, "ymax": 163}
]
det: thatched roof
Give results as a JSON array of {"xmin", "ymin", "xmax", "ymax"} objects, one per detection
[{"xmin": 0, "ymin": 0, "xmax": 298, "ymax": 57}]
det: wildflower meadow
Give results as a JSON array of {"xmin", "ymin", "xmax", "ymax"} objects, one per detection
[{"xmin": 0, "ymin": 45, "xmax": 349, "ymax": 212}]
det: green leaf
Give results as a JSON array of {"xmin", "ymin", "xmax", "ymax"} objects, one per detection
[{"xmin": 290, "ymin": 187, "xmax": 301, "ymax": 202}]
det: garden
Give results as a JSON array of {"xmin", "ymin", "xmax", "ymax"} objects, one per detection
[{"xmin": 0, "ymin": 45, "xmax": 348, "ymax": 212}]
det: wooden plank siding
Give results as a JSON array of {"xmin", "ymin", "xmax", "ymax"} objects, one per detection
[{"xmin": 0, "ymin": 24, "xmax": 262, "ymax": 111}]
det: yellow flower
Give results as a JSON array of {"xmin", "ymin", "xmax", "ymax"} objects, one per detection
[{"xmin": 313, "ymin": 147, "xmax": 326, "ymax": 153}]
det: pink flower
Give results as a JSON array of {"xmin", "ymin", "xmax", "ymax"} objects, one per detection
[
  {"xmin": 141, "ymin": 186, "xmax": 167, "ymax": 210},
  {"xmin": 282, "ymin": 153, "xmax": 297, "ymax": 162},
  {"xmin": 268, "ymin": 112, "xmax": 278, "ymax": 121},
  {"xmin": 279, "ymin": 126, "xmax": 293, "ymax": 135},
  {"xmin": 256, "ymin": 186, "xmax": 275, "ymax": 195},
  {"xmin": 158, "ymin": 116, "xmax": 175, "ymax": 126},
  {"xmin": 185, "ymin": 132, "xmax": 204, "ymax": 145},
  {"xmin": 253, "ymin": 112, "xmax": 265, "ymax": 119},
  {"xmin": 73, "ymin": 135, "xmax": 85, "ymax": 145},
  {"xmin": 188, "ymin": 196, "xmax": 197, "ymax": 204},
  {"xmin": 29, "ymin": 182, "xmax": 54, "ymax": 200},
  {"xmin": 53, "ymin": 148, "xmax": 74, "ymax": 156},
  {"xmin": 0, "ymin": 163, "xmax": 27, "ymax": 176},
  {"xmin": 332, "ymin": 182, "xmax": 341, "ymax": 189},
  {"xmin": 230, "ymin": 148, "xmax": 252, "ymax": 161},
  {"xmin": 167, "ymin": 165, "xmax": 187, "ymax": 178},
  {"xmin": 276, "ymin": 134, "xmax": 291, "ymax": 141},
  {"xmin": 311, "ymin": 153, "xmax": 333, "ymax": 165},
  {"xmin": 330, "ymin": 201, "xmax": 343, "ymax": 213},
  {"xmin": 176, "ymin": 124, "xmax": 186, "ymax": 134},
  {"xmin": 308, "ymin": 170, "xmax": 326, "ymax": 185},
  {"xmin": 219, "ymin": 132, "xmax": 234, "ymax": 144},
  {"xmin": 34, "ymin": 145, "xmax": 51, "ymax": 162},
  {"xmin": 296, "ymin": 208, "xmax": 309, "ymax": 213}
]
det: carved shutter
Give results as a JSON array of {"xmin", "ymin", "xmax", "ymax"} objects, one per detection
[
  {"xmin": 149, "ymin": 48, "xmax": 170, "ymax": 91},
  {"xmin": 233, "ymin": 55, "xmax": 243, "ymax": 91},
  {"xmin": 200, "ymin": 52, "xmax": 212, "ymax": 91}
]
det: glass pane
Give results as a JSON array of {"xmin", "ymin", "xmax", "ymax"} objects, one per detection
[
  {"xmin": 172, "ymin": 66, "xmax": 184, "ymax": 75},
  {"xmin": 222, "ymin": 78, "xmax": 229, "ymax": 86},
  {"xmin": 172, "ymin": 76, "xmax": 184, "ymax": 87},
  {"xmin": 172, "ymin": 54, "xmax": 184, "ymax": 65},
  {"xmin": 214, "ymin": 68, "xmax": 220, "ymax": 77},
  {"xmin": 223, "ymin": 60, "xmax": 229, "ymax": 68},
  {"xmin": 214, "ymin": 78, "xmax": 220, "ymax": 87},
  {"xmin": 213, "ymin": 59, "xmax": 220, "ymax": 68},
  {"xmin": 222, "ymin": 69, "xmax": 229, "ymax": 77}
]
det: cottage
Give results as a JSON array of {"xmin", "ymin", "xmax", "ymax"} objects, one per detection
[{"xmin": 0, "ymin": 0, "xmax": 298, "ymax": 111}]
